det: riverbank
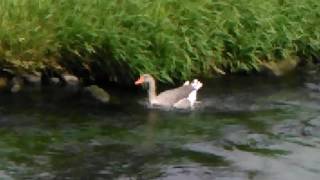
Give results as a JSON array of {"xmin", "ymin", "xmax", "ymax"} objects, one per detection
[{"xmin": 1, "ymin": 0, "xmax": 320, "ymax": 84}]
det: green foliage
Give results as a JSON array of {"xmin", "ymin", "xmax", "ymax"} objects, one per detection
[{"xmin": 0, "ymin": 0, "xmax": 319, "ymax": 82}]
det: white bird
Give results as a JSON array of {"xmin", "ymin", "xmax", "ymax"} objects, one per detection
[{"xmin": 135, "ymin": 74, "xmax": 203, "ymax": 109}]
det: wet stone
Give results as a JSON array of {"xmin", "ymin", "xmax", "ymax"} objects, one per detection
[
  {"xmin": 62, "ymin": 74, "xmax": 79, "ymax": 86},
  {"xmin": 246, "ymin": 134, "xmax": 271, "ymax": 147},
  {"xmin": 22, "ymin": 73, "xmax": 41, "ymax": 86},
  {"xmin": 223, "ymin": 132, "xmax": 271, "ymax": 148},
  {"xmin": 221, "ymin": 125, "xmax": 249, "ymax": 146},
  {"xmin": 98, "ymin": 168, "xmax": 111, "ymax": 175},
  {"xmin": 221, "ymin": 126, "xmax": 272, "ymax": 148},
  {"xmin": 35, "ymin": 172, "xmax": 55, "ymax": 180},
  {"xmin": 49, "ymin": 77, "xmax": 61, "ymax": 85},
  {"xmin": 222, "ymin": 130, "xmax": 249, "ymax": 146},
  {"xmin": 305, "ymin": 82, "xmax": 320, "ymax": 92},
  {"xmin": 10, "ymin": 76, "xmax": 23, "ymax": 93},
  {"xmin": 83, "ymin": 85, "xmax": 110, "ymax": 104}
]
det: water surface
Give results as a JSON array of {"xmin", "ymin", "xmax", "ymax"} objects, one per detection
[{"xmin": 0, "ymin": 73, "xmax": 320, "ymax": 180}]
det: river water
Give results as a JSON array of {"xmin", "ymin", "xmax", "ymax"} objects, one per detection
[{"xmin": 0, "ymin": 72, "xmax": 320, "ymax": 180}]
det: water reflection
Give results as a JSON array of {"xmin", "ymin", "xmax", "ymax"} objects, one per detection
[{"xmin": 141, "ymin": 111, "xmax": 159, "ymax": 150}]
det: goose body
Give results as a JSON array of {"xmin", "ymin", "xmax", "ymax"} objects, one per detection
[
  {"xmin": 135, "ymin": 74, "xmax": 202, "ymax": 109},
  {"xmin": 173, "ymin": 79, "xmax": 202, "ymax": 109}
]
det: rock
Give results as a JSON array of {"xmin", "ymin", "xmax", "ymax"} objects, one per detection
[
  {"xmin": 305, "ymin": 83, "xmax": 320, "ymax": 92},
  {"xmin": 246, "ymin": 134, "xmax": 270, "ymax": 147},
  {"xmin": 22, "ymin": 73, "xmax": 41, "ymax": 86},
  {"xmin": 49, "ymin": 77, "xmax": 61, "ymax": 86},
  {"xmin": 272, "ymin": 118, "xmax": 320, "ymax": 138},
  {"xmin": 62, "ymin": 74, "xmax": 79, "ymax": 86},
  {"xmin": 10, "ymin": 76, "xmax": 23, "ymax": 93},
  {"xmin": 35, "ymin": 172, "xmax": 55, "ymax": 180},
  {"xmin": 223, "ymin": 132, "xmax": 270, "ymax": 148},
  {"xmin": 0, "ymin": 77, "xmax": 8, "ymax": 90},
  {"xmin": 0, "ymin": 68, "xmax": 14, "ymax": 75},
  {"xmin": 221, "ymin": 125, "xmax": 272, "ymax": 148},
  {"xmin": 83, "ymin": 85, "xmax": 110, "ymax": 104},
  {"xmin": 222, "ymin": 129, "xmax": 250, "ymax": 146}
]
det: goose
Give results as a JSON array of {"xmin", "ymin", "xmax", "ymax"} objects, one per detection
[
  {"xmin": 135, "ymin": 74, "xmax": 202, "ymax": 109},
  {"xmin": 173, "ymin": 79, "xmax": 203, "ymax": 109}
]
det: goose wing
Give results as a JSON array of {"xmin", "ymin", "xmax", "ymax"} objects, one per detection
[{"xmin": 154, "ymin": 85, "xmax": 194, "ymax": 106}]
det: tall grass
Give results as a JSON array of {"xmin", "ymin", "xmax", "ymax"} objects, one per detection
[{"xmin": 0, "ymin": 0, "xmax": 319, "ymax": 83}]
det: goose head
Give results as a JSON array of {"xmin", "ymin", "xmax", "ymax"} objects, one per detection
[{"xmin": 134, "ymin": 74, "xmax": 154, "ymax": 85}]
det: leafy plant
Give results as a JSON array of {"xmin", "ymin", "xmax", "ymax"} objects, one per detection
[{"xmin": 0, "ymin": 0, "xmax": 319, "ymax": 83}]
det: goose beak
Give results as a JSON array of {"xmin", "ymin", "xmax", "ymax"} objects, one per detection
[{"xmin": 134, "ymin": 76, "xmax": 144, "ymax": 85}]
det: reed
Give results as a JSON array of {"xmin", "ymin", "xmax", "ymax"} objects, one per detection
[{"xmin": 0, "ymin": 0, "xmax": 319, "ymax": 82}]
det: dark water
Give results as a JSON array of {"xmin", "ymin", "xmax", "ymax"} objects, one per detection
[{"xmin": 1, "ymin": 73, "xmax": 320, "ymax": 180}]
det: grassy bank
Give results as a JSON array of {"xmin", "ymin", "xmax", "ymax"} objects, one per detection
[{"xmin": 0, "ymin": 0, "xmax": 320, "ymax": 83}]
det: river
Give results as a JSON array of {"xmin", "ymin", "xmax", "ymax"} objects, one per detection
[{"xmin": 0, "ymin": 71, "xmax": 320, "ymax": 180}]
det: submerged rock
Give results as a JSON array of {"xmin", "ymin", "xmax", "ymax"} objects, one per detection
[
  {"xmin": 49, "ymin": 77, "xmax": 61, "ymax": 86},
  {"xmin": 62, "ymin": 74, "xmax": 79, "ymax": 86},
  {"xmin": 223, "ymin": 132, "xmax": 271, "ymax": 148},
  {"xmin": 221, "ymin": 125, "xmax": 272, "ymax": 148},
  {"xmin": 83, "ymin": 85, "xmax": 110, "ymax": 104},
  {"xmin": 305, "ymin": 83, "xmax": 320, "ymax": 92},
  {"xmin": 22, "ymin": 73, "xmax": 41, "ymax": 86},
  {"xmin": 222, "ymin": 129, "xmax": 250, "ymax": 146},
  {"xmin": 272, "ymin": 117, "xmax": 320, "ymax": 138},
  {"xmin": 10, "ymin": 76, "xmax": 24, "ymax": 93},
  {"xmin": 35, "ymin": 172, "xmax": 55, "ymax": 180}
]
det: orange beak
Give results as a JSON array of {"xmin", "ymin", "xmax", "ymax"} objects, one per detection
[{"xmin": 134, "ymin": 76, "xmax": 144, "ymax": 85}]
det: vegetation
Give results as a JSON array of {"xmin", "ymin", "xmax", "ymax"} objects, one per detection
[{"xmin": 0, "ymin": 0, "xmax": 320, "ymax": 83}]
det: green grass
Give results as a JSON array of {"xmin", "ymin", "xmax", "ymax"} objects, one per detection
[{"xmin": 0, "ymin": 0, "xmax": 320, "ymax": 83}]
